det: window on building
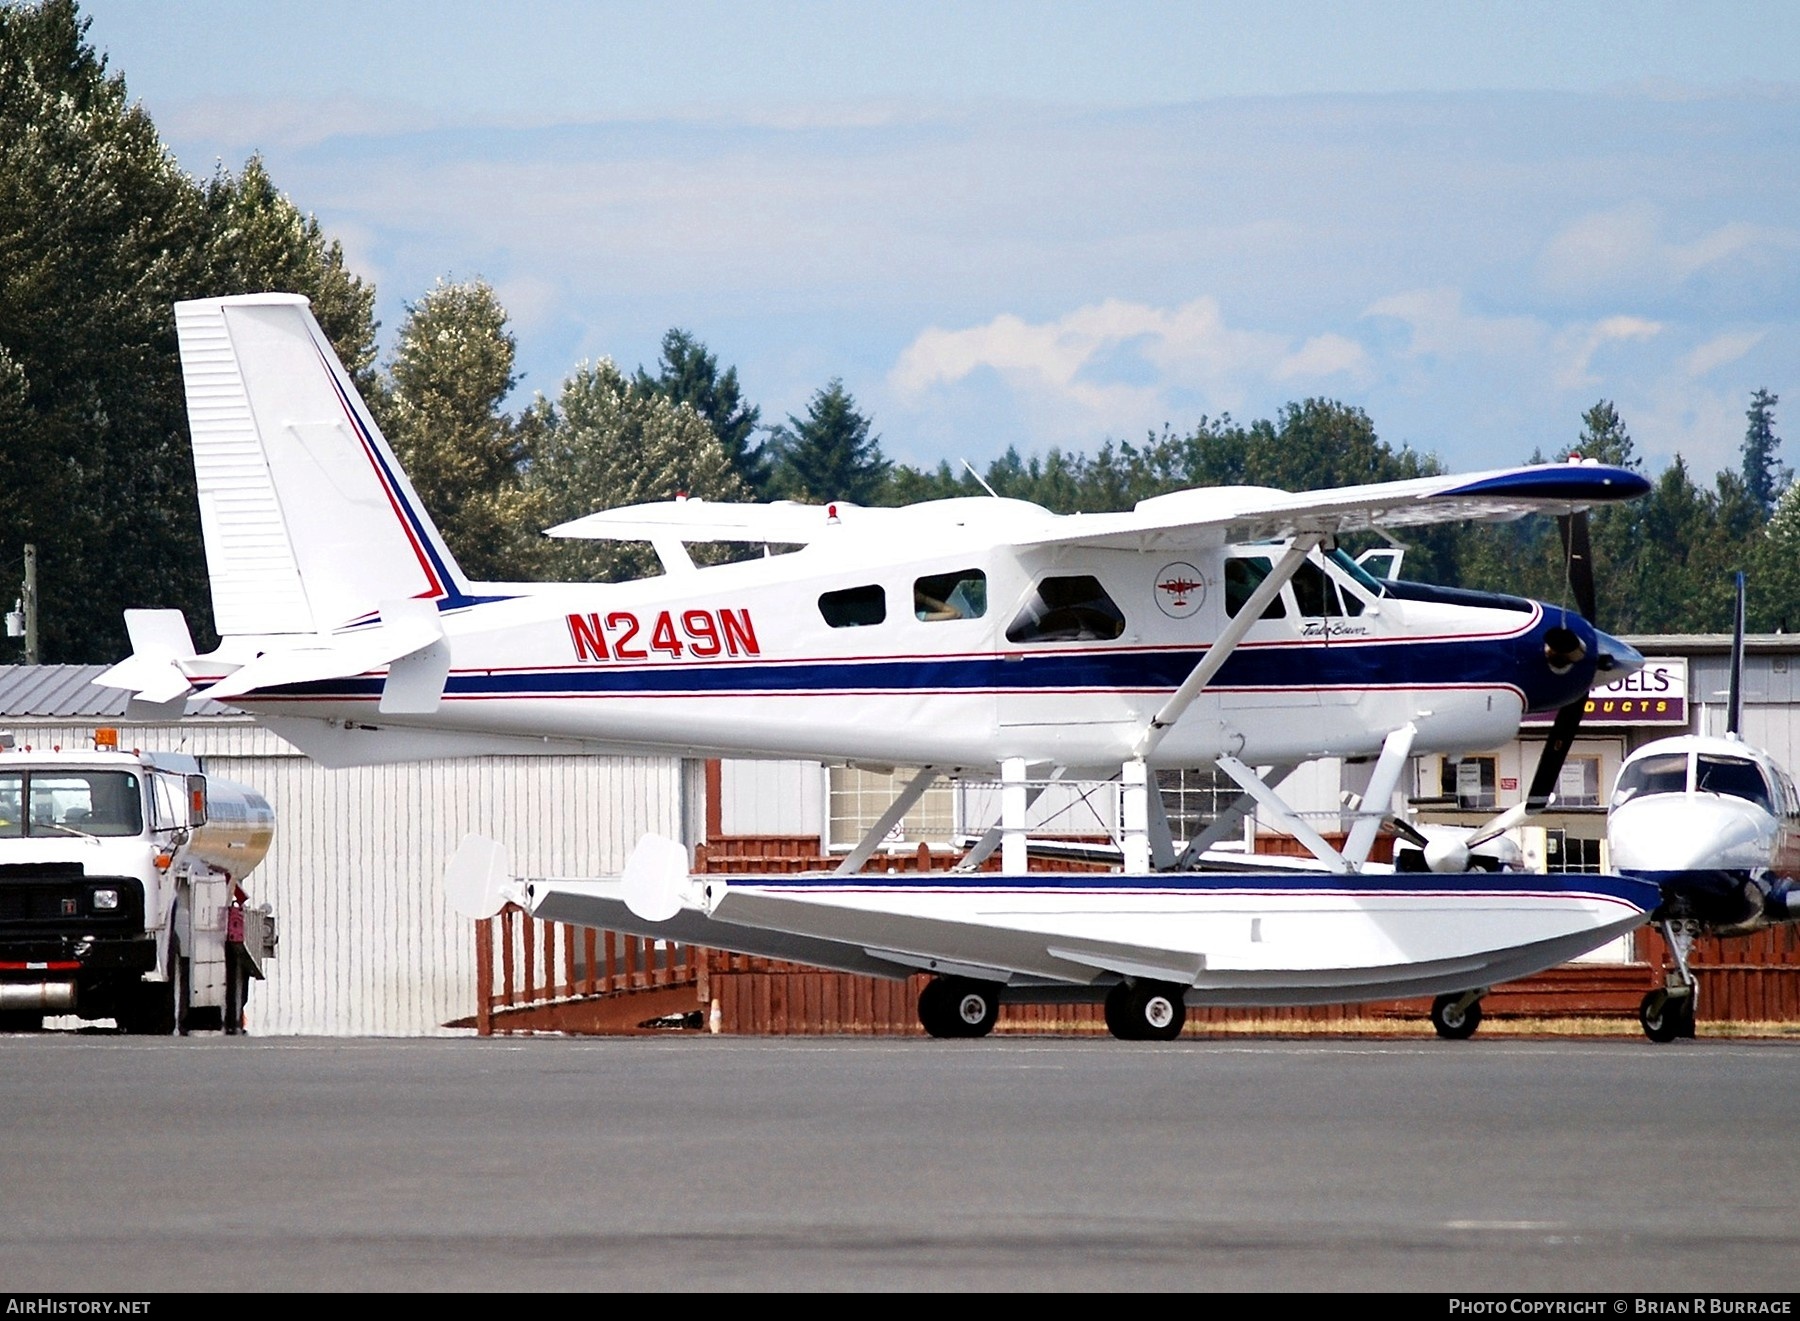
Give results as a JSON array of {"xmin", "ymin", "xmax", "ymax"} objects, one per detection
[
  {"xmin": 1156, "ymin": 766, "xmax": 1244, "ymax": 845},
  {"xmin": 819, "ymin": 584, "xmax": 886, "ymax": 628},
  {"xmin": 1545, "ymin": 830, "xmax": 1604, "ymax": 874},
  {"xmin": 1006, "ymin": 575, "xmax": 1125, "ymax": 643},
  {"xmin": 827, "ymin": 766, "xmax": 957, "ymax": 850},
  {"xmin": 914, "ymin": 569, "xmax": 987, "ymax": 622},
  {"xmin": 1556, "ymin": 755, "xmax": 1602, "ymax": 808},
  {"xmin": 1440, "ymin": 755, "xmax": 1497, "ymax": 810}
]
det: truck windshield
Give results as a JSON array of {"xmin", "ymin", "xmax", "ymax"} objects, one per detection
[{"xmin": 0, "ymin": 770, "xmax": 144, "ymax": 838}]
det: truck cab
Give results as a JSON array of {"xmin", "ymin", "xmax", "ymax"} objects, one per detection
[{"xmin": 0, "ymin": 730, "xmax": 276, "ymax": 1034}]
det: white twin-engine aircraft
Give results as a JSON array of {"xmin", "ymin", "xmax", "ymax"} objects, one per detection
[
  {"xmin": 103, "ymin": 293, "xmax": 1663, "ymax": 1041},
  {"xmin": 1608, "ymin": 574, "xmax": 1800, "ymax": 1042}
]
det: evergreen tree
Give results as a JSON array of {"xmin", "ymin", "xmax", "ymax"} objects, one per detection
[
  {"xmin": 378, "ymin": 278, "xmax": 540, "ymax": 581},
  {"xmin": 0, "ymin": 0, "xmax": 212, "ymax": 661},
  {"xmin": 523, "ymin": 358, "xmax": 747, "ymax": 582},
  {"xmin": 1741, "ymin": 388, "xmax": 1785, "ymax": 517},
  {"xmin": 632, "ymin": 328, "xmax": 768, "ymax": 497},
  {"xmin": 1567, "ymin": 400, "xmax": 1639, "ymax": 470},
  {"xmin": 768, "ymin": 379, "xmax": 889, "ymax": 504},
  {"xmin": 199, "ymin": 154, "xmax": 378, "ymax": 389}
]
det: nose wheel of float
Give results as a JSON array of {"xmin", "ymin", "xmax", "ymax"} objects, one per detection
[
  {"xmin": 916, "ymin": 976, "xmax": 1001, "ymax": 1038},
  {"xmin": 1103, "ymin": 979, "xmax": 1188, "ymax": 1041},
  {"xmin": 1430, "ymin": 990, "xmax": 1485, "ymax": 1040}
]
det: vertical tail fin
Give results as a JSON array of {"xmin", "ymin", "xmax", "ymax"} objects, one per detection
[
  {"xmin": 1728, "ymin": 571, "xmax": 1746, "ymax": 737},
  {"xmin": 174, "ymin": 293, "xmax": 472, "ymax": 638}
]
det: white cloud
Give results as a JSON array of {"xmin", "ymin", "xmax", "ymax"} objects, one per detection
[
  {"xmin": 1681, "ymin": 330, "xmax": 1766, "ymax": 378},
  {"xmin": 889, "ymin": 297, "xmax": 1367, "ymax": 445},
  {"xmin": 1550, "ymin": 315, "xmax": 1663, "ymax": 391},
  {"xmin": 1362, "ymin": 287, "xmax": 1545, "ymax": 361},
  {"xmin": 1538, "ymin": 203, "xmax": 1800, "ymax": 296}
]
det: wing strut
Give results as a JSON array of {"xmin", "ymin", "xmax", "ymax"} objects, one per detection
[
  {"xmin": 1173, "ymin": 763, "xmax": 1298, "ymax": 869},
  {"xmin": 833, "ymin": 766, "xmax": 942, "ymax": 876},
  {"xmin": 1214, "ymin": 754, "xmax": 1352, "ymax": 874},
  {"xmin": 1132, "ymin": 534, "xmax": 1321, "ymax": 762}
]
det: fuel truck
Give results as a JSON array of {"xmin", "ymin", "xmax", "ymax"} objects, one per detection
[{"xmin": 0, "ymin": 729, "xmax": 277, "ymax": 1034}]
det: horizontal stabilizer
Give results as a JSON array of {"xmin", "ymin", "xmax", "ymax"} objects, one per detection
[
  {"xmin": 95, "ymin": 609, "xmax": 200, "ymax": 703},
  {"xmin": 444, "ymin": 834, "xmax": 517, "ymax": 920},
  {"xmin": 376, "ymin": 597, "xmax": 450, "ymax": 715},
  {"xmin": 201, "ymin": 614, "xmax": 446, "ymax": 702}
]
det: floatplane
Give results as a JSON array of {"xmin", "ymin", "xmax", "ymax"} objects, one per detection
[{"xmin": 101, "ymin": 293, "xmax": 1662, "ymax": 1041}]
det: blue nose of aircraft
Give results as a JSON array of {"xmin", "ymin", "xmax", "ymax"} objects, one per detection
[
  {"xmin": 1593, "ymin": 628, "xmax": 1644, "ymax": 682},
  {"xmin": 1522, "ymin": 615, "xmax": 1644, "ymax": 712}
]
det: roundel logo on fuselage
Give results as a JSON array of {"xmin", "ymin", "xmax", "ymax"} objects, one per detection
[{"xmin": 1154, "ymin": 562, "xmax": 1206, "ymax": 618}]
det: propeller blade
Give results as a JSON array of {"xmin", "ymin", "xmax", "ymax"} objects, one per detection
[
  {"xmin": 1728, "ymin": 571, "xmax": 1745, "ymax": 736},
  {"xmin": 1456, "ymin": 698, "xmax": 1586, "ymax": 857},
  {"xmin": 1525, "ymin": 698, "xmax": 1585, "ymax": 811},
  {"xmin": 1387, "ymin": 816, "xmax": 1430, "ymax": 849},
  {"xmin": 1556, "ymin": 509, "xmax": 1597, "ymax": 623}
]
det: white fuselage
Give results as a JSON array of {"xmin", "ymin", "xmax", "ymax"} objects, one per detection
[{"xmin": 216, "ymin": 530, "xmax": 1558, "ymax": 773}]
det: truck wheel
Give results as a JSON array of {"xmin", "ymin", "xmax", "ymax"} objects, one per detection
[
  {"xmin": 120, "ymin": 951, "xmax": 179, "ymax": 1036},
  {"xmin": 173, "ymin": 950, "xmax": 192, "ymax": 1037},
  {"xmin": 223, "ymin": 945, "xmax": 244, "ymax": 1036}
]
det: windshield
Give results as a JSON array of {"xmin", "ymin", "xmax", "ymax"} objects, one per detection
[
  {"xmin": 1610, "ymin": 753, "xmax": 1689, "ymax": 807},
  {"xmin": 1330, "ymin": 547, "xmax": 1390, "ymax": 598},
  {"xmin": 0, "ymin": 770, "xmax": 145, "ymax": 838},
  {"xmin": 1695, "ymin": 755, "xmax": 1773, "ymax": 811}
]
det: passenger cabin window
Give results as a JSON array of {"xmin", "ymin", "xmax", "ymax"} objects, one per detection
[
  {"xmin": 1611, "ymin": 752, "xmax": 1689, "ymax": 806},
  {"xmin": 914, "ymin": 570, "xmax": 987, "ymax": 622},
  {"xmin": 1006, "ymin": 575, "xmax": 1125, "ymax": 643},
  {"xmin": 1225, "ymin": 556, "xmax": 1287, "ymax": 619},
  {"xmin": 819, "ymin": 584, "xmax": 886, "ymax": 628},
  {"xmin": 1695, "ymin": 754, "xmax": 1773, "ymax": 812}
]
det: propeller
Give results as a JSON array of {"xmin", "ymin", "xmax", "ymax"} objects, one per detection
[{"xmin": 1413, "ymin": 507, "xmax": 1602, "ymax": 873}]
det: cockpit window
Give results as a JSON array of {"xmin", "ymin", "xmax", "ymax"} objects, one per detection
[
  {"xmin": 1225, "ymin": 556, "xmax": 1287, "ymax": 619},
  {"xmin": 0, "ymin": 770, "xmax": 143, "ymax": 838},
  {"xmin": 1611, "ymin": 753, "xmax": 1689, "ymax": 807},
  {"xmin": 1695, "ymin": 755, "xmax": 1773, "ymax": 812},
  {"xmin": 914, "ymin": 570, "xmax": 987, "ymax": 622},
  {"xmin": 1329, "ymin": 548, "xmax": 1387, "ymax": 599},
  {"xmin": 1612, "ymin": 752, "xmax": 1775, "ymax": 813},
  {"xmin": 1006, "ymin": 575, "xmax": 1125, "ymax": 643},
  {"xmin": 819, "ymin": 584, "xmax": 886, "ymax": 628},
  {"xmin": 1291, "ymin": 557, "xmax": 1367, "ymax": 618}
]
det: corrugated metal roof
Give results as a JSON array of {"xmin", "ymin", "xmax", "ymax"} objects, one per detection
[{"xmin": 0, "ymin": 665, "xmax": 240, "ymax": 720}]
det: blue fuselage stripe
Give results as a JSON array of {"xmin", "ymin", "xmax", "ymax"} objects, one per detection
[{"xmin": 259, "ymin": 628, "xmax": 1582, "ymax": 710}]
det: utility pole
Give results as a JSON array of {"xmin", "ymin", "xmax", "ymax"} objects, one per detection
[{"xmin": 7, "ymin": 545, "xmax": 37, "ymax": 664}]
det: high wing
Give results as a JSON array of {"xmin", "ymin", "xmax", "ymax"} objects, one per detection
[{"xmin": 548, "ymin": 465, "xmax": 1649, "ymax": 556}]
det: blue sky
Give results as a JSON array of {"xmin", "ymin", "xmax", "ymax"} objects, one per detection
[{"xmin": 77, "ymin": 1, "xmax": 1800, "ymax": 484}]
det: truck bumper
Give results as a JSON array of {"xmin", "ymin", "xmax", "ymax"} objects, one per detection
[{"xmin": 0, "ymin": 935, "xmax": 158, "ymax": 975}]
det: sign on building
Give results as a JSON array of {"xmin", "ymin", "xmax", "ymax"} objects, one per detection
[{"xmin": 1523, "ymin": 657, "xmax": 1687, "ymax": 726}]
